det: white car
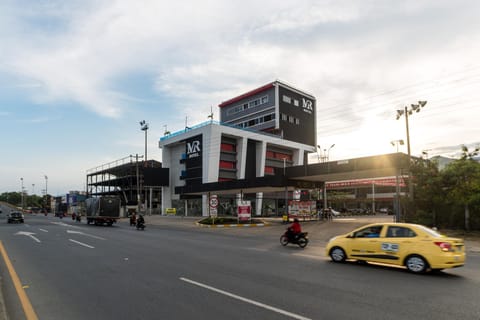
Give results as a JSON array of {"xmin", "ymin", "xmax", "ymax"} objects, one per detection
[
  {"xmin": 320, "ymin": 208, "xmax": 341, "ymax": 217},
  {"xmin": 330, "ymin": 208, "xmax": 341, "ymax": 216}
]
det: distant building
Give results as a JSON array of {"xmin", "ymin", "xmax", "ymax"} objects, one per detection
[
  {"xmin": 159, "ymin": 120, "xmax": 317, "ymax": 216},
  {"xmin": 159, "ymin": 80, "xmax": 319, "ymax": 216},
  {"xmin": 159, "ymin": 81, "xmax": 409, "ymax": 217}
]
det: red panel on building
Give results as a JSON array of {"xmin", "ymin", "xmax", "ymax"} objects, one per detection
[
  {"xmin": 218, "ymin": 82, "xmax": 274, "ymax": 108},
  {"xmin": 221, "ymin": 143, "xmax": 236, "ymax": 152},
  {"xmin": 219, "ymin": 161, "xmax": 235, "ymax": 169}
]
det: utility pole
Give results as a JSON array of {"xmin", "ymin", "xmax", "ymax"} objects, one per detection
[{"xmin": 135, "ymin": 154, "xmax": 141, "ymax": 213}]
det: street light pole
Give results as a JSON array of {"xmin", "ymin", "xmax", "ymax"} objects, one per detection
[
  {"xmin": 44, "ymin": 175, "xmax": 48, "ymax": 211},
  {"xmin": 20, "ymin": 178, "xmax": 24, "ymax": 212},
  {"xmin": 326, "ymin": 144, "xmax": 335, "ymax": 161},
  {"xmin": 396, "ymin": 100, "xmax": 427, "ymax": 216},
  {"xmin": 396, "ymin": 101, "xmax": 427, "ymax": 157},
  {"xmin": 390, "ymin": 139, "xmax": 404, "ymax": 152},
  {"xmin": 139, "ymin": 120, "xmax": 149, "ymax": 214},
  {"xmin": 390, "ymin": 140, "xmax": 404, "ymax": 221},
  {"xmin": 140, "ymin": 120, "xmax": 149, "ymax": 165}
]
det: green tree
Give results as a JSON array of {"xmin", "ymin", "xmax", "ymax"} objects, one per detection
[
  {"xmin": 410, "ymin": 157, "xmax": 444, "ymax": 226},
  {"xmin": 442, "ymin": 145, "xmax": 480, "ymax": 230},
  {"xmin": 0, "ymin": 192, "xmax": 22, "ymax": 206}
]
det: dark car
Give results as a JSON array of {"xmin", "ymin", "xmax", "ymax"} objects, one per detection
[{"xmin": 7, "ymin": 211, "xmax": 24, "ymax": 223}]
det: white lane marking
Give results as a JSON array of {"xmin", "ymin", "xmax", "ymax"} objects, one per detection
[
  {"xmin": 39, "ymin": 229, "xmax": 48, "ymax": 232},
  {"xmin": 51, "ymin": 222, "xmax": 72, "ymax": 227},
  {"xmin": 180, "ymin": 277, "xmax": 312, "ymax": 320},
  {"xmin": 15, "ymin": 231, "xmax": 41, "ymax": 243},
  {"xmin": 66, "ymin": 230, "xmax": 106, "ymax": 240},
  {"xmin": 69, "ymin": 239, "xmax": 94, "ymax": 249},
  {"xmin": 247, "ymin": 248, "xmax": 268, "ymax": 252}
]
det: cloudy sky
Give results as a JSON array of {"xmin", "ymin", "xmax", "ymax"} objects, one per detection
[{"xmin": 1, "ymin": 0, "xmax": 479, "ymax": 195}]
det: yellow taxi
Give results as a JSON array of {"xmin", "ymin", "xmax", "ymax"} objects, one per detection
[{"xmin": 325, "ymin": 223, "xmax": 465, "ymax": 273}]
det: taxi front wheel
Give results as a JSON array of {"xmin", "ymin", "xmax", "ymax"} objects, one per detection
[
  {"xmin": 330, "ymin": 247, "xmax": 346, "ymax": 262},
  {"xmin": 405, "ymin": 255, "xmax": 428, "ymax": 273}
]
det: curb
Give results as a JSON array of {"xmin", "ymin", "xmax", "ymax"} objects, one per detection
[{"xmin": 195, "ymin": 222, "xmax": 270, "ymax": 228}]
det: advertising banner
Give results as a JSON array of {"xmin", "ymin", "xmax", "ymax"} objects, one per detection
[
  {"xmin": 237, "ymin": 201, "xmax": 251, "ymax": 222},
  {"xmin": 326, "ymin": 176, "xmax": 407, "ymax": 188},
  {"xmin": 288, "ymin": 200, "xmax": 316, "ymax": 219}
]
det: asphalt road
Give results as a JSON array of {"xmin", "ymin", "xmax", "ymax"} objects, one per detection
[{"xmin": 0, "ymin": 213, "xmax": 479, "ymax": 320}]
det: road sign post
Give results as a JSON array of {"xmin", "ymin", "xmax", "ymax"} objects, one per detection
[{"xmin": 209, "ymin": 195, "xmax": 218, "ymax": 219}]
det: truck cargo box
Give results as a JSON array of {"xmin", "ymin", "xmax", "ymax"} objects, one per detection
[{"xmin": 85, "ymin": 197, "xmax": 121, "ymax": 226}]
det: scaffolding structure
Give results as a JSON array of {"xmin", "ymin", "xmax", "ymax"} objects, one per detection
[{"xmin": 86, "ymin": 155, "xmax": 164, "ymax": 213}]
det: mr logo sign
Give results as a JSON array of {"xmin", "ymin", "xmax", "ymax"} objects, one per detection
[
  {"xmin": 302, "ymin": 98, "xmax": 313, "ymax": 114},
  {"xmin": 186, "ymin": 140, "xmax": 201, "ymax": 159}
]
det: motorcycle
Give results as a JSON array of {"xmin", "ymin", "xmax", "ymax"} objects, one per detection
[
  {"xmin": 280, "ymin": 230, "xmax": 309, "ymax": 248},
  {"xmin": 136, "ymin": 220, "xmax": 145, "ymax": 231}
]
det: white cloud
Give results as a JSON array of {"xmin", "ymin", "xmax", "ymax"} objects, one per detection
[{"xmin": 1, "ymin": 0, "xmax": 480, "ymax": 195}]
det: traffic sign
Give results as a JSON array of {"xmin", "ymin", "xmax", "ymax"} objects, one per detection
[{"xmin": 209, "ymin": 195, "xmax": 218, "ymax": 208}]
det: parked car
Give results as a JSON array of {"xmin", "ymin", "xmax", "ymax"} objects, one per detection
[
  {"xmin": 329, "ymin": 208, "xmax": 341, "ymax": 216},
  {"xmin": 326, "ymin": 222, "xmax": 465, "ymax": 273},
  {"xmin": 378, "ymin": 207, "xmax": 393, "ymax": 215},
  {"xmin": 319, "ymin": 208, "xmax": 341, "ymax": 218},
  {"xmin": 7, "ymin": 211, "xmax": 24, "ymax": 223}
]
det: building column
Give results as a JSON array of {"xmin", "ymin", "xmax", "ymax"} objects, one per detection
[
  {"xmin": 255, "ymin": 141, "xmax": 267, "ymax": 216},
  {"xmin": 202, "ymin": 194, "xmax": 209, "ymax": 217}
]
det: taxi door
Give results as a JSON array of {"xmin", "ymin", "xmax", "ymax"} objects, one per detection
[
  {"xmin": 348, "ymin": 225, "xmax": 385, "ymax": 262},
  {"xmin": 381, "ymin": 226, "xmax": 416, "ymax": 266}
]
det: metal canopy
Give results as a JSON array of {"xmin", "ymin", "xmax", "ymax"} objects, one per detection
[{"xmin": 175, "ymin": 153, "xmax": 410, "ymax": 196}]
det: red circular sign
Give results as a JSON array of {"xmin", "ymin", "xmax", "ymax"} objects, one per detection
[{"xmin": 209, "ymin": 196, "xmax": 218, "ymax": 208}]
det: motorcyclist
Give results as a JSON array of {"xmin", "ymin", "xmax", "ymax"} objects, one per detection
[
  {"xmin": 137, "ymin": 214, "xmax": 145, "ymax": 227},
  {"xmin": 130, "ymin": 213, "xmax": 137, "ymax": 226},
  {"xmin": 287, "ymin": 218, "xmax": 302, "ymax": 241}
]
